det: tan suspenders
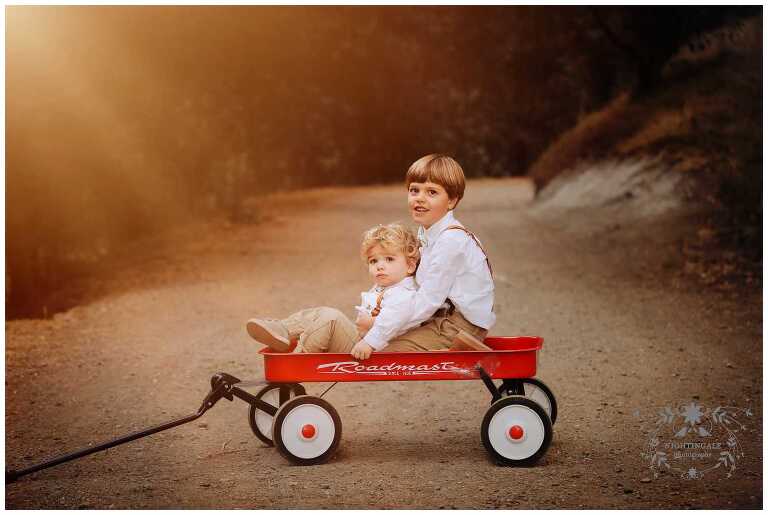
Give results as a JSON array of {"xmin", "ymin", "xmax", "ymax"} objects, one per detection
[
  {"xmin": 370, "ymin": 290, "xmax": 385, "ymax": 317},
  {"xmin": 443, "ymin": 225, "xmax": 493, "ymax": 276}
]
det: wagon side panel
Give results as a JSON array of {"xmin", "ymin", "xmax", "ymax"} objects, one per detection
[{"xmin": 263, "ymin": 348, "xmax": 539, "ymax": 383}]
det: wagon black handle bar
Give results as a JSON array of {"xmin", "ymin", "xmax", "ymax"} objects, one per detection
[
  {"xmin": 6, "ymin": 407, "xmax": 205, "ymax": 484},
  {"xmin": 6, "ymin": 372, "xmax": 273, "ymax": 484}
]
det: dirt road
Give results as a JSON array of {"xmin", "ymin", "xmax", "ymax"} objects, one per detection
[{"xmin": 5, "ymin": 178, "xmax": 762, "ymax": 508}]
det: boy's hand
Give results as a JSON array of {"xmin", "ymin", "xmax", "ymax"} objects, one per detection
[
  {"xmin": 351, "ymin": 340, "xmax": 374, "ymax": 360},
  {"xmin": 355, "ymin": 312, "xmax": 374, "ymax": 333}
]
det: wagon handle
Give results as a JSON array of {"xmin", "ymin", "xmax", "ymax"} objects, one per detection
[{"xmin": 6, "ymin": 372, "xmax": 244, "ymax": 484}]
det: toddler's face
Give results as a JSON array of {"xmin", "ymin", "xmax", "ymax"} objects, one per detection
[
  {"xmin": 366, "ymin": 244, "xmax": 416, "ymax": 287},
  {"xmin": 407, "ymin": 181, "xmax": 457, "ymax": 229}
]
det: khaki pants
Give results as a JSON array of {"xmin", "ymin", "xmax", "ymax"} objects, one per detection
[
  {"xmin": 282, "ymin": 306, "xmax": 487, "ymax": 353},
  {"xmin": 385, "ymin": 310, "xmax": 488, "ymax": 352},
  {"xmin": 283, "ymin": 307, "xmax": 359, "ymax": 354}
]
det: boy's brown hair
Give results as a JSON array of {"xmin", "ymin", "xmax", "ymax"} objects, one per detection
[
  {"xmin": 405, "ymin": 154, "xmax": 466, "ymax": 206},
  {"xmin": 360, "ymin": 222, "xmax": 420, "ymax": 268}
]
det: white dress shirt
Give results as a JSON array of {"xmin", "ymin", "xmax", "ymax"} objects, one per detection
[
  {"xmin": 407, "ymin": 210, "xmax": 495, "ymax": 331},
  {"xmin": 364, "ymin": 211, "xmax": 496, "ymax": 350},
  {"xmin": 360, "ymin": 276, "xmax": 418, "ymax": 350}
]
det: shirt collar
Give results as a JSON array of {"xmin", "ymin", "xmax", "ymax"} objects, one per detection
[
  {"xmin": 375, "ymin": 275, "xmax": 416, "ymax": 293},
  {"xmin": 392, "ymin": 275, "xmax": 416, "ymax": 290},
  {"xmin": 418, "ymin": 210, "xmax": 457, "ymax": 248}
]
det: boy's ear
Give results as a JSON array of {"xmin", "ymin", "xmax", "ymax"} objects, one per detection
[{"xmin": 448, "ymin": 197, "xmax": 458, "ymax": 210}]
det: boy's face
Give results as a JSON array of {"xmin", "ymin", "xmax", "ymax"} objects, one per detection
[
  {"xmin": 407, "ymin": 181, "xmax": 458, "ymax": 229},
  {"xmin": 366, "ymin": 244, "xmax": 416, "ymax": 287}
]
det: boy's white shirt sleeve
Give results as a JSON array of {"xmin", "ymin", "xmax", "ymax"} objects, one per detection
[
  {"xmin": 404, "ymin": 232, "xmax": 467, "ymax": 330},
  {"xmin": 361, "ymin": 286, "xmax": 418, "ymax": 350}
]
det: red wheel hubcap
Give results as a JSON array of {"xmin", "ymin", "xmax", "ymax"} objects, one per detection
[
  {"xmin": 301, "ymin": 424, "xmax": 317, "ymax": 439},
  {"xmin": 508, "ymin": 425, "xmax": 524, "ymax": 440}
]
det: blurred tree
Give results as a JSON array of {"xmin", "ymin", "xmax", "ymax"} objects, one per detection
[
  {"xmin": 589, "ymin": 6, "xmax": 761, "ymax": 96},
  {"xmin": 6, "ymin": 5, "xmax": 759, "ymax": 318}
]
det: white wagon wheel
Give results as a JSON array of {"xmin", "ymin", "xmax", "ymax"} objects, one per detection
[
  {"xmin": 272, "ymin": 395, "xmax": 342, "ymax": 465},
  {"xmin": 481, "ymin": 396, "xmax": 552, "ymax": 466},
  {"xmin": 499, "ymin": 378, "xmax": 558, "ymax": 424},
  {"xmin": 248, "ymin": 383, "xmax": 305, "ymax": 446}
]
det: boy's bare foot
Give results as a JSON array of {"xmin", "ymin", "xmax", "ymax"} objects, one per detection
[{"xmin": 246, "ymin": 318, "xmax": 292, "ymax": 352}]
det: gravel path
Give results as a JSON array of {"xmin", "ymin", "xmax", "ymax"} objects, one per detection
[{"xmin": 5, "ymin": 178, "xmax": 762, "ymax": 508}]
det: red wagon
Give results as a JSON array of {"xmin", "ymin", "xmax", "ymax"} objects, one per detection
[
  {"xmin": 6, "ymin": 336, "xmax": 556, "ymax": 482},
  {"xmin": 252, "ymin": 335, "xmax": 557, "ymax": 466}
]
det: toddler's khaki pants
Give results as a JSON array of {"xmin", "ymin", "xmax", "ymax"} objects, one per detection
[{"xmin": 282, "ymin": 306, "xmax": 488, "ymax": 353}]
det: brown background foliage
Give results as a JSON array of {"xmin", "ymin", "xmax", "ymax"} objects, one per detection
[{"xmin": 6, "ymin": 6, "xmax": 761, "ymax": 318}]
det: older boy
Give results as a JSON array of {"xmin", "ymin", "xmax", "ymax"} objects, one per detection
[{"xmin": 350, "ymin": 154, "xmax": 495, "ymax": 359}]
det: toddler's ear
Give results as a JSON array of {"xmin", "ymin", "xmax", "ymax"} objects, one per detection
[{"xmin": 407, "ymin": 258, "xmax": 418, "ymax": 275}]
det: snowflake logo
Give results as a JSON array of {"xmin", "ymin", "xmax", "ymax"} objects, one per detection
[
  {"xmin": 681, "ymin": 402, "xmax": 704, "ymax": 425},
  {"xmin": 684, "ymin": 467, "xmax": 702, "ymax": 480},
  {"xmin": 639, "ymin": 401, "xmax": 752, "ymax": 482}
]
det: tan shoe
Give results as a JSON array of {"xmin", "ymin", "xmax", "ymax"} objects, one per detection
[
  {"xmin": 246, "ymin": 318, "xmax": 292, "ymax": 352},
  {"xmin": 450, "ymin": 330, "xmax": 492, "ymax": 351}
]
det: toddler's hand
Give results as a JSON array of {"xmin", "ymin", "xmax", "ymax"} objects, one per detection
[
  {"xmin": 351, "ymin": 340, "xmax": 374, "ymax": 360},
  {"xmin": 355, "ymin": 312, "xmax": 374, "ymax": 334}
]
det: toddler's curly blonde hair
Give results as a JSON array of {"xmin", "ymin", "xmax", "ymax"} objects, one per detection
[{"xmin": 360, "ymin": 223, "xmax": 420, "ymax": 267}]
